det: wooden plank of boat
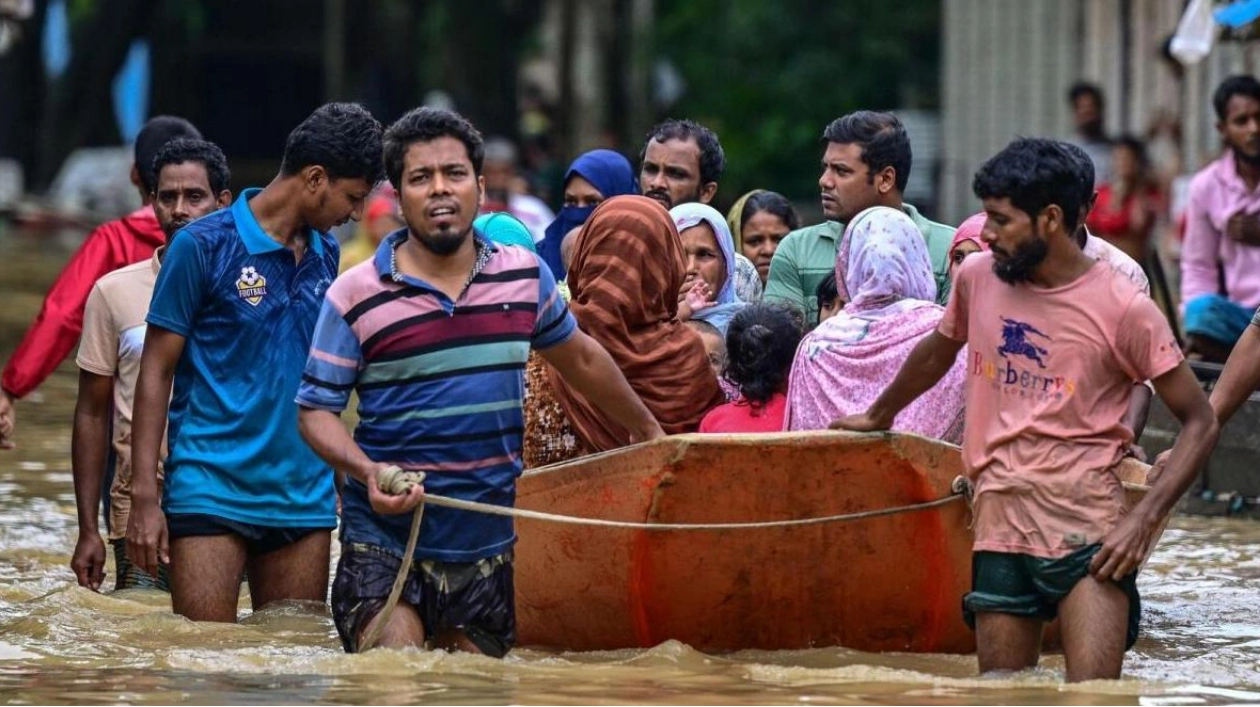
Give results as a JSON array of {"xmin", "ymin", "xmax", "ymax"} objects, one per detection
[{"xmin": 513, "ymin": 431, "xmax": 1156, "ymax": 654}]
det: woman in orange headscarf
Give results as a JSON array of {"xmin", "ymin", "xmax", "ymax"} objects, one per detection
[{"xmin": 523, "ymin": 196, "xmax": 726, "ymax": 467}]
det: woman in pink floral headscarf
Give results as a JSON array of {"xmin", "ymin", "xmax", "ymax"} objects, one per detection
[{"xmin": 785, "ymin": 206, "xmax": 968, "ymax": 443}]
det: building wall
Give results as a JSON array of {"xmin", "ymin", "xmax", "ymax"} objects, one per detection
[{"xmin": 940, "ymin": 0, "xmax": 1260, "ymax": 224}]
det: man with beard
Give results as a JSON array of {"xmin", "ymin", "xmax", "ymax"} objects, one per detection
[
  {"xmin": 296, "ymin": 107, "xmax": 664, "ymax": 656},
  {"xmin": 1180, "ymin": 75, "xmax": 1260, "ymax": 362},
  {"xmin": 1067, "ymin": 82, "xmax": 1112, "ymax": 186},
  {"xmin": 763, "ymin": 111, "xmax": 954, "ymax": 324},
  {"xmin": 126, "ymin": 103, "xmax": 383, "ymax": 623},
  {"xmin": 0, "ymin": 116, "xmax": 202, "ymax": 449},
  {"xmin": 639, "ymin": 119, "xmax": 723, "ymax": 210},
  {"xmin": 70, "ymin": 139, "xmax": 231, "ymax": 593},
  {"xmin": 833, "ymin": 137, "xmax": 1217, "ymax": 682}
]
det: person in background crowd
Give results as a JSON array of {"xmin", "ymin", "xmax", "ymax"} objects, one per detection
[
  {"xmin": 950, "ymin": 212, "xmax": 990, "ymax": 282},
  {"xmin": 1086, "ymin": 136, "xmax": 1162, "ymax": 263},
  {"xmin": 727, "ymin": 190, "xmax": 801, "ymax": 287},
  {"xmin": 1180, "ymin": 75, "xmax": 1260, "ymax": 362},
  {"xmin": 481, "ymin": 137, "xmax": 555, "ymax": 245},
  {"xmin": 474, "ymin": 212, "xmax": 537, "ymax": 252},
  {"xmin": 699, "ymin": 303, "xmax": 802, "ymax": 434},
  {"xmin": 764, "ymin": 111, "xmax": 955, "ymax": 323},
  {"xmin": 0, "ymin": 116, "xmax": 202, "ymax": 449},
  {"xmin": 785, "ymin": 206, "xmax": 966, "ymax": 443},
  {"xmin": 672, "ymin": 203, "xmax": 746, "ymax": 335},
  {"xmin": 1068, "ymin": 81, "xmax": 1113, "ymax": 186},
  {"xmin": 538, "ymin": 149, "xmax": 637, "ymax": 278},
  {"xmin": 339, "ymin": 189, "xmax": 402, "ymax": 273},
  {"xmin": 71, "ymin": 138, "xmax": 232, "ymax": 593}
]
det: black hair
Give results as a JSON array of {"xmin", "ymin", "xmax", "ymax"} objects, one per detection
[
  {"xmin": 740, "ymin": 191, "xmax": 800, "ymax": 232},
  {"xmin": 1058, "ymin": 141, "xmax": 1096, "ymax": 208},
  {"xmin": 383, "ymin": 107, "xmax": 486, "ymax": 190},
  {"xmin": 1212, "ymin": 75, "xmax": 1260, "ymax": 122},
  {"xmin": 822, "ymin": 111, "xmax": 912, "ymax": 193},
  {"xmin": 973, "ymin": 138, "xmax": 1083, "ymax": 235},
  {"xmin": 723, "ymin": 303, "xmax": 803, "ymax": 406},
  {"xmin": 134, "ymin": 116, "xmax": 202, "ymax": 193},
  {"xmin": 151, "ymin": 138, "xmax": 231, "ymax": 195},
  {"xmin": 1113, "ymin": 134, "xmax": 1149, "ymax": 170},
  {"xmin": 1067, "ymin": 82, "xmax": 1105, "ymax": 109},
  {"xmin": 641, "ymin": 119, "xmax": 725, "ymax": 185},
  {"xmin": 280, "ymin": 102, "xmax": 385, "ymax": 184},
  {"xmin": 815, "ymin": 271, "xmax": 838, "ymax": 312}
]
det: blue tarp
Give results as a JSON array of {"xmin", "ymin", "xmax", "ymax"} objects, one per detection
[{"xmin": 1216, "ymin": 0, "xmax": 1260, "ymax": 29}]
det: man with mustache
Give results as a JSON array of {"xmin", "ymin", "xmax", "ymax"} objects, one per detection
[
  {"xmin": 297, "ymin": 107, "xmax": 663, "ymax": 656},
  {"xmin": 70, "ymin": 138, "xmax": 231, "ymax": 593},
  {"xmin": 1180, "ymin": 75, "xmax": 1260, "ymax": 362},
  {"xmin": 126, "ymin": 103, "xmax": 383, "ymax": 623},
  {"xmin": 763, "ymin": 111, "xmax": 954, "ymax": 325},
  {"xmin": 0, "ymin": 116, "xmax": 201, "ymax": 449},
  {"xmin": 833, "ymin": 137, "xmax": 1217, "ymax": 682}
]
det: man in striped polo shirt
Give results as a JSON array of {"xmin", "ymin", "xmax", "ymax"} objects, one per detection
[{"xmin": 297, "ymin": 107, "xmax": 664, "ymax": 656}]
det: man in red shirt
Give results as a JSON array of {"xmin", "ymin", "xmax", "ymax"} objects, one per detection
[{"xmin": 0, "ymin": 116, "xmax": 202, "ymax": 448}]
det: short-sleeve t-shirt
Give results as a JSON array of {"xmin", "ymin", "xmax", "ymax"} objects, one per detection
[
  {"xmin": 699, "ymin": 393, "xmax": 788, "ymax": 433},
  {"xmin": 146, "ymin": 188, "xmax": 339, "ymax": 529},
  {"xmin": 76, "ymin": 250, "xmax": 162, "ymax": 540},
  {"xmin": 939, "ymin": 253, "xmax": 1182, "ymax": 558},
  {"xmin": 295, "ymin": 232, "xmax": 577, "ymax": 562}
]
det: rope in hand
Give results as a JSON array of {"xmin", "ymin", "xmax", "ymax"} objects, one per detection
[{"xmin": 355, "ymin": 468, "xmax": 1147, "ymax": 649}]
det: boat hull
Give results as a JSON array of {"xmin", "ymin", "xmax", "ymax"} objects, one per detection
[{"xmin": 514, "ymin": 432, "xmax": 1156, "ymax": 654}]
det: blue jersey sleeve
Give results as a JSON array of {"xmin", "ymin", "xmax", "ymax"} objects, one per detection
[{"xmin": 146, "ymin": 230, "xmax": 206, "ymax": 337}]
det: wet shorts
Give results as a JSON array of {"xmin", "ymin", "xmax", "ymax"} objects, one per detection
[
  {"xmin": 963, "ymin": 543, "xmax": 1141, "ymax": 649},
  {"xmin": 166, "ymin": 513, "xmax": 325, "ymax": 556},
  {"xmin": 331, "ymin": 543, "xmax": 515, "ymax": 657},
  {"xmin": 110, "ymin": 538, "xmax": 170, "ymax": 592}
]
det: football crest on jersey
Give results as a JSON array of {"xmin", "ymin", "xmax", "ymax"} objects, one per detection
[{"xmin": 236, "ymin": 266, "xmax": 268, "ymax": 306}]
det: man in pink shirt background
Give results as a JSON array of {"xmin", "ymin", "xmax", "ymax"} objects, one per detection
[
  {"xmin": 835, "ymin": 138, "xmax": 1218, "ymax": 682},
  {"xmin": 1180, "ymin": 75, "xmax": 1260, "ymax": 363}
]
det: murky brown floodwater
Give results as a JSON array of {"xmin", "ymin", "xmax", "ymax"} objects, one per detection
[{"xmin": 1, "ymin": 223, "xmax": 1260, "ymax": 705}]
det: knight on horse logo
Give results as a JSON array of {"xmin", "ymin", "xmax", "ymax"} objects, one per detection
[
  {"xmin": 997, "ymin": 317, "xmax": 1050, "ymax": 369},
  {"xmin": 236, "ymin": 266, "xmax": 268, "ymax": 306}
]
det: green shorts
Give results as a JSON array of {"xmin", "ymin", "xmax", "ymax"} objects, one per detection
[{"xmin": 962, "ymin": 543, "xmax": 1141, "ymax": 650}]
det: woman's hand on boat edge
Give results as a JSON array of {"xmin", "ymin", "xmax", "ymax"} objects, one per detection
[{"xmin": 829, "ymin": 412, "xmax": 890, "ymax": 433}]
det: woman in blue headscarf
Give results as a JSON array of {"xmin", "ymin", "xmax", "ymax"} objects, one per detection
[
  {"xmin": 539, "ymin": 149, "xmax": 638, "ymax": 278},
  {"xmin": 670, "ymin": 203, "xmax": 746, "ymax": 335}
]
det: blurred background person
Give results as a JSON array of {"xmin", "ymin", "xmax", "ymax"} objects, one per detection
[{"xmin": 1086, "ymin": 136, "xmax": 1163, "ymax": 264}]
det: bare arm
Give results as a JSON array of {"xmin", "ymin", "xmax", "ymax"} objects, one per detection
[
  {"xmin": 1208, "ymin": 324, "xmax": 1260, "ymax": 425},
  {"xmin": 298, "ymin": 408, "xmax": 423, "ymax": 515},
  {"xmin": 831, "ymin": 331, "xmax": 966, "ymax": 431},
  {"xmin": 1091, "ymin": 362, "xmax": 1219, "ymax": 580},
  {"xmin": 70, "ymin": 370, "xmax": 112, "ymax": 590},
  {"xmin": 1123, "ymin": 382, "xmax": 1153, "ymax": 458},
  {"xmin": 124, "ymin": 326, "xmax": 184, "ymax": 578},
  {"xmin": 537, "ymin": 330, "xmax": 665, "ymax": 443}
]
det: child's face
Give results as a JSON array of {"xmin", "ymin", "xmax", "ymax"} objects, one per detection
[
  {"xmin": 818, "ymin": 299, "xmax": 842, "ymax": 323},
  {"xmin": 698, "ymin": 331, "xmax": 726, "ymax": 378}
]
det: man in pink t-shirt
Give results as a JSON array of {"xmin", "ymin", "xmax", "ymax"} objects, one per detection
[{"xmin": 835, "ymin": 138, "xmax": 1218, "ymax": 682}]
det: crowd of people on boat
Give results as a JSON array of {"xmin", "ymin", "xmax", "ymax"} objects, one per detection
[{"xmin": 7, "ymin": 72, "xmax": 1260, "ymax": 682}]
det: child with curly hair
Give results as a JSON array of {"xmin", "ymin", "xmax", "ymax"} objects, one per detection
[{"xmin": 699, "ymin": 303, "xmax": 802, "ymax": 433}]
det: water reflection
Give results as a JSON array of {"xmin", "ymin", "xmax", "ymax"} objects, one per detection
[{"xmin": 1, "ymin": 229, "xmax": 1260, "ymax": 704}]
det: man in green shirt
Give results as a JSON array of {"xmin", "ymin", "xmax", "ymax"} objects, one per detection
[{"xmin": 764, "ymin": 111, "xmax": 955, "ymax": 323}]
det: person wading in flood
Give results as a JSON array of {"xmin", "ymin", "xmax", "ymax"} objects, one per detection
[
  {"xmin": 833, "ymin": 138, "xmax": 1218, "ymax": 682},
  {"xmin": 295, "ymin": 107, "xmax": 663, "ymax": 656},
  {"xmin": 126, "ymin": 103, "xmax": 383, "ymax": 622},
  {"xmin": 71, "ymin": 139, "xmax": 232, "ymax": 592}
]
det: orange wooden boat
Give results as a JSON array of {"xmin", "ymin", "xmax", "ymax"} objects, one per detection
[{"xmin": 513, "ymin": 431, "xmax": 1155, "ymax": 654}]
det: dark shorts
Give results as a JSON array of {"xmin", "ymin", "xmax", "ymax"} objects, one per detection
[
  {"xmin": 331, "ymin": 543, "xmax": 515, "ymax": 657},
  {"xmin": 166, "ymin": 513, "xmax": 325, "ymax": 556},
  {"xmin": 963, "ymin": 544, "xmax": 1142, "ymax": 650},
  {"xmin": 111, "ymin": 538, "xmax": 170, "ymax": 592}
]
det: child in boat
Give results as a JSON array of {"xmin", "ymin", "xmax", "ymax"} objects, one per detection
[
  {"xmin": 816, "ymin": 271, "xmax": 841, "ymax": 324},
  {"xmin": 699, "ymin": 303, "xmax": 802, "ymax": 433},
  {"xmin": 685, "ymin": 319, "xmax": 726, "ymax": 380}
]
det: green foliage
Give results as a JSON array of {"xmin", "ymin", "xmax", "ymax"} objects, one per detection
[{"xmin": 654, "ymin": 0, "xmax": 940, "ymax": 208}]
